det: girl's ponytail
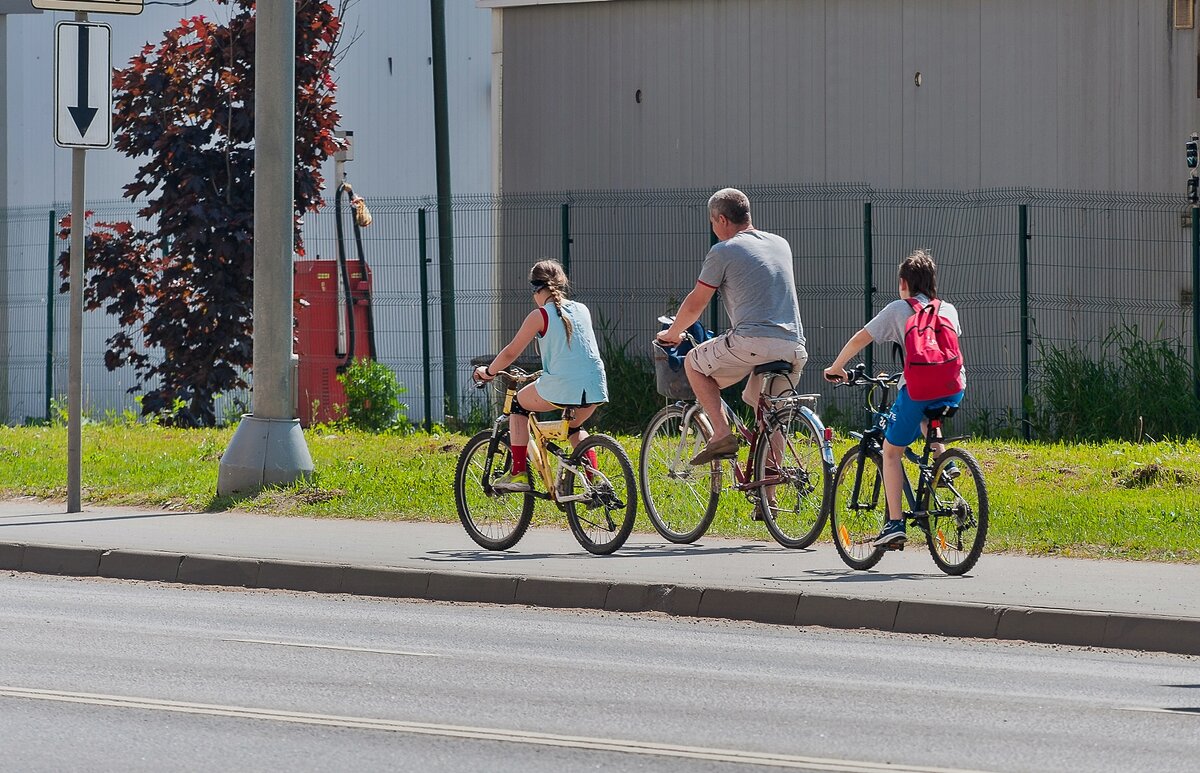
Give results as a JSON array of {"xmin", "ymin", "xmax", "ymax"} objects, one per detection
[{"xmin": 530, "ymin": 259, "xmax": 574, "ymax": 344}]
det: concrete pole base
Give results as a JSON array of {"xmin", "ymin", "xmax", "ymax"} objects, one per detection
[{"xmin": 216, "ymin": 414, "xmax": 314, "ymax": 496}]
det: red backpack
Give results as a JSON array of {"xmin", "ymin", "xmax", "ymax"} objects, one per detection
[{"xmin": 903, "ymin": 298, "xmax": 964, "ymax": 400}]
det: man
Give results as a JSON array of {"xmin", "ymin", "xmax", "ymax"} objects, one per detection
[{"xmin": 656, "ymin": 188, "xmax": 807, "ymax": 465}]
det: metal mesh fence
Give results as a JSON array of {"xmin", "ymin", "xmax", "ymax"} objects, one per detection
[{"xmin": 1, "ymin": 185, "xmax": 1194, "ymax": 435}]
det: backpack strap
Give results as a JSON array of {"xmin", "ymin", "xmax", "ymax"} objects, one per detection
[{"xmin": 905, "ymin": 297, "xmax": 939, "ymax": 314}]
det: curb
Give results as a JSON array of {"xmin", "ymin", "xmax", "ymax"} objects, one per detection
[{"xmin": 2, "ymin": 541, "xmax": 1197, "ymax": 656}]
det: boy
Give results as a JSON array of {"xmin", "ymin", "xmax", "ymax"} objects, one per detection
[{"xmin": 823, "ymin": 249, "xmax": 965, "ymax": 547}]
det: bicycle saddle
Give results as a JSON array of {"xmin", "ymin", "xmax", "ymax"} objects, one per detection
[
  {"xmin": 752, "ymin": 360, "xmax": 793, "ymax": 375},
  {"xmin": 923, "ymin": 404, "xmax": 959, "ymax": 419}
]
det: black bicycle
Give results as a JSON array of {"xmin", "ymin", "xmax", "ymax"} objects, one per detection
[{"xmin": 828, "ymin": 364, "xmax": 988, "ymax": 575}]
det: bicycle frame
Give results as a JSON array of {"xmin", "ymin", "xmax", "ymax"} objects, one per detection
[
  {"xmin": 846, "ymin": 383, "xmax": 958, "ymax": 519},
  {"xmin": 673, "ymin": 374, "xmax": 833, "ymax": 498},
  {"xmin": 482, "ymin": 378, "xmax": 595, "ymax": 505}
]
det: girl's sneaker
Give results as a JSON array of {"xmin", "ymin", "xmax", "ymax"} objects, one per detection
[{"xmin": 492, "ymin": 471, "xmax": 531, "ymax": 493}]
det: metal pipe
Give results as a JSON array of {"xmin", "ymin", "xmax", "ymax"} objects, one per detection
[
  {"xmin": 419, "ymin": 208, "xmax": 432, "ymax": 432},
  {"xmin": 45, "ymin": 208, "xmax": 56, "ymax": 423},
  {"xmin": 430, "ymin": 0, "xmax": 458, "ymax": 415}
]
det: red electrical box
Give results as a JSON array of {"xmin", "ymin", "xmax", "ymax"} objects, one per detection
[{"xmin": 294, "ymin": 259, "xmax": 374, "ymax": 426}]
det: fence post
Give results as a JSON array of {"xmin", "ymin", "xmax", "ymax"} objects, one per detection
[
  {"xmin": 418, "ymin": 208, "xmax": 433, "ymax": 432},
  {"xmin": 560, "ymin": 203, "xmax": 571, "ymax": 274},
  {"xmin": 708, "ymin": 225, "xmax": 719, "ymax": 332},
  {"xmin": 863, "ymin": 202, "xmax": 874, "ymax": 373},
  {"xmin": 1193, "ymin": 206, "xmax": 1200, "ymax": 402},
  {"xmin": 1019, "ymin": 204, "xmax": 1031, "ymax": 439},
  {"xmin": 45, "ymin": 209, "xmax": 56, "ymax": 422}
]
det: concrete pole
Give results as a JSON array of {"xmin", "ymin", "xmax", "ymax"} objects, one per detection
[
  {"xmin": 217, "ymin": 0, "xmax": 313, "ymax": 495},
  {"xmin": 0, "ymin": 14, "xmax": 10, "ymax": 432}
]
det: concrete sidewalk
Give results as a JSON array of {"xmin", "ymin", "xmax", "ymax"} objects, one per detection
[{"xmin": 0, "ymin": 497, "xmax": 1196, "ymax": 655}]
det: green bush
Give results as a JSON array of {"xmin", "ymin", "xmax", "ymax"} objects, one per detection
[
  {"xmin": 336, "ymin": 358, "xmax": 411, "ymax": 433},
  {"xmin": 1034, "ymin": 323, "xmax": 1200, "ymax": 441},
  {"xmin": 594, "ymin": 314, "xmax": 662, "ymax": 433}
]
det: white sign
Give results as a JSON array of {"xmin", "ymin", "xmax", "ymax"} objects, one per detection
[
  {"xmin": 32, "ymin": 0, "xmax": 143, "ymax": 14},
  {"xmin": 54, "ymin": 20, "xmax": 112, "ymax": 149}
]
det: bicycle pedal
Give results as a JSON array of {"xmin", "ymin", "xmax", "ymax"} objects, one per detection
[{"xmin": 883, "ymin": 541, "xmax": 906, "ymax": 551}]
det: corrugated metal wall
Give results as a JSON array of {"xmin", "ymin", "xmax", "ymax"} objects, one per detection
[{"xmin": 498, "ymin": 0, "xmax": 1200, "ymax": 193}]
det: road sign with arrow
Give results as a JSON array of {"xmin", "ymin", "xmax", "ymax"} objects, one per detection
[{"xmin": 54, "ymin": 20, "xmax": 112, "ymax": 149}]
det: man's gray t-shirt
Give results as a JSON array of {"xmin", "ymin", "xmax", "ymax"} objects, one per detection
[
  {"xmin": 864, "ymin": 294, "xmax": 966, "ymax": 390},
  {"xmin": 697, "ymin": 230, "xmax": 805, "ymax": 345}
]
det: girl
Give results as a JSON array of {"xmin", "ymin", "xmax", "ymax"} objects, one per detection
[{"xmin": 473, "ymin": 260, "xmax": 609, "ymax": 492}]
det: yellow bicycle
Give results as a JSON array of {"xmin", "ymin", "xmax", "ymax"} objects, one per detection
[{"xmin": 454, "ymin": 368, "xmax": 637, "ymax": 555}]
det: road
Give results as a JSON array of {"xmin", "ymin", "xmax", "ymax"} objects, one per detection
[{"xmin": 1, "ymin": 573, "xmax": 1197, "ymax": 772}]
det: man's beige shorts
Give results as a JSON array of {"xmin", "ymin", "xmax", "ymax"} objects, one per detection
[{"xmin": 686, "ymin": 332, "xmax": 808, "ymax": 404}]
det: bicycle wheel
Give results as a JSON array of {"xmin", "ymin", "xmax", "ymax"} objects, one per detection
[
  {"xmin": 753, "ymin": 411, "xmax": 829, "ymax": 549},
  {"xmin": 925, "ymin": 448, "xmax": 989, "ymax": 575},
  {"xmin": 829, "ymin": 448, "xmax": 886, "ymax": 570},
  {"xmin": 454, "ymin": 430, "xmax": 535, "ymax": 551},
  {"xmin": 639, "ymin": 404, "xmax": 720, "ymax": 543},
  {"xmin": 562, "ymin": 434, "xmax": 637, "ymax": 555}
]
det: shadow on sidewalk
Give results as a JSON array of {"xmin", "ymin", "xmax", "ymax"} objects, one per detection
[
  {"xmin": 421, "ymin": 542, "xmax": 797, "ymax": 563},
  {"xmin": 764, "ymin": 569, "xmax": 960, "ymax": 583},
  {"xmin": 0, "ymin": 511, "xmax": 199, "ymax": 528}
]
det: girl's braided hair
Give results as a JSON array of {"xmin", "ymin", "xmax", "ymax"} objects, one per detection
[{"xmin": 530, "ymin": 259, "xmax": 574, "ymax": 344}]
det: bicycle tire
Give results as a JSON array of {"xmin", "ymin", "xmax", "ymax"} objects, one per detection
[
  {"xmin": 753, "ymin": 410, "xmax": 829, "ymax": 549},
  {"xmin": 829, "ymin": 448, "xmax": 886, "ymax": 570},
  {"xmin": 562, "ymin": 434, "xmax": 637, "ymax": 555},
  {"xmin": 454, "ymin": 429, "xmax": 535, "ymax": 551},
  {"xmin": 638, "ymin": 404, "xmax": 720, "ymax": 543},
  {"xmin": 924, "ymin": 447, "xmax": 989, "ymax": 575}
]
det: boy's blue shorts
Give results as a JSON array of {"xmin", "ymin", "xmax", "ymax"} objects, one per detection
[{"xmin": 884, "ymin": 387, "xmax": 965, "ymax": 447}]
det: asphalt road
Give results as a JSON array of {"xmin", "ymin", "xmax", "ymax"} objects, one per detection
[{"xmin": 1, "ymin": 573, "xmax": 1197, "ymax": 772}]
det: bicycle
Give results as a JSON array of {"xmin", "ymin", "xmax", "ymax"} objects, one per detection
[
  {"xmin": 827, "ymin": 364, "xmax": 988, "ymax": 575},
  {"xmin": 639, "ymin": 331, "xmax": 834, "ymax": 548},
  {"xmin": 454, "ymin": 368, "xmax": 638, "ymax": 555}
]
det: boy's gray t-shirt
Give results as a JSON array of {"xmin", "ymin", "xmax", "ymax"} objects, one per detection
[
  {"xmin": 864, "ymin": 294, "xmax": 966, "ymax": 390},
  {"xmin": 697, "ymin": 230, "xmax": 805, "ymax": 345}
]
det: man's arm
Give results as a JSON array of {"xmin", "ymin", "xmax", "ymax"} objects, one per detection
[{"xmin": 656, "ymin": 282, "xmax": 716, "ymax": 345}]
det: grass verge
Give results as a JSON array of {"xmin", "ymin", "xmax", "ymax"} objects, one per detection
[{"xmin": 0, "ymin": 425, "xmax": 1196, "ymax": 562}]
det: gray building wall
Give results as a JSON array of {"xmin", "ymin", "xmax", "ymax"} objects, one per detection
[
  {"xmin": 493, "ymin": 0, "xmax": 1200, "ymax": 194},
  {"xmin": 482, "ymin": 0, "xmax": 1200, "ymax": 427}
]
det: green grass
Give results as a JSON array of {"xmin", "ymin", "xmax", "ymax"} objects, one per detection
[{"xmin": 1, "ymin": 424, "xmax": 1197, "ymax": 562}]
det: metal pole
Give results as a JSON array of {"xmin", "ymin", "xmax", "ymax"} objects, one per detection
[
  {"xmin": 68, "ymin": 140, "xmax": 84, "ymax": 512},
  {"xmin": 560, "ymin": 203, "xmax": 571, "ymax": 274},
  {"xmin": 430, "ymin": 0, "xmax": 458, "ymax": 416},
  {"xmin": 863, "ymin": 202, "xmax": 874, "ymax": 374},
  {"xmin": 1193, "ymin": 206, "xmax": 1200, "ymax": 402},
  {"xmin": 1019, "ymin": 204, "xmax": 1031, "ymax": 439},
  {"xmin": 419, "ymin": 208, "xmax": 432, "ymax": 432},
  {"xmin": 45, "ymin": 208, "xmax": 56, "ymax": 423},
  {"xmin": 65, "ymin": 10, "xmax": 88, "ymax": 513}
]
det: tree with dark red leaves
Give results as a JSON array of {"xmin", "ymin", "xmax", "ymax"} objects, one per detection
[{"xmin": 60, "ymin": 0, "xmax": 347, "ymax": 427}]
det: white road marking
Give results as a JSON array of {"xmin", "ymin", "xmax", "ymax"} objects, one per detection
[
  {"xmin": 0, "ymin": 685, "xmax": 990, "ymax": 772},
  {"xmin": 1120, "ymin": 706, "xmax": 1200, "ymax": 717},
  {"xmin": 222, "ymin": 638, "xmax": 445, "ymax": 657}
]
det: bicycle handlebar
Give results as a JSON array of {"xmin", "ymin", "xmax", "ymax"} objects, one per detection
[
  {"xmin": 829, "ymin": 363, "xmax": 900, "ymax": 390},
  {"xmin": 472, "ymin": 367, "xmax": 543, "ymax": 389}
]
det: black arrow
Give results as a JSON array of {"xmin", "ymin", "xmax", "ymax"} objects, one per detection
[{"xmin": 67, "ymin": 25, "xmax": 98, "ymax": 137}]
